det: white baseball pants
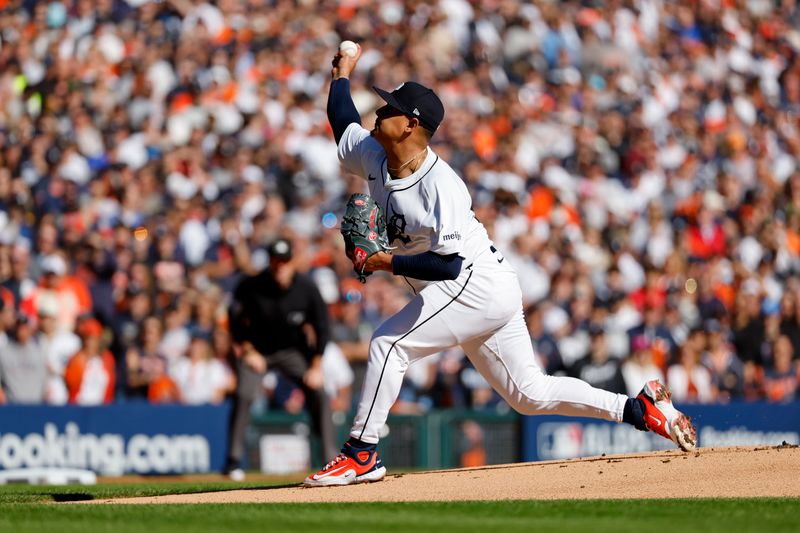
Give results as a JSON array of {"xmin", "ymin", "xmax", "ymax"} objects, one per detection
[{"xmin": 350, "ymin": 250, "xmax": 628, "ymax": 444}]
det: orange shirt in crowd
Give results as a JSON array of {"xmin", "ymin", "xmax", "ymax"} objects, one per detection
[
  {"xmin": 21, "ymin": 276, "xmax": 92, "ymax": 332},
  {"xmin": 786, "ymin": 229, "xmax": 800, "ymax": 256},
  {"xmin": 526, "ymin": 187, "xmax": 581, "ymax": 226},
  {"xmin": 64, "ymin": 350, "xmax": 116, "ymax": 405},
  {"xmin": 764, "ymin": 373, "xmax": 799, "ymax": 403}
]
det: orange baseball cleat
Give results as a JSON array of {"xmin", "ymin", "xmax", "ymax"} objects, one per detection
[
  {"xmin": 637, "ymin": 380, "xmax": 697, "ymax": 451},
  {"xmin": 303, "ymin": 443, "xmax": 386, "ymax": 487}
]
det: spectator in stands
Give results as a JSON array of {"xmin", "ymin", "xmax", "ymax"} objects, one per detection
[
  {"xmin": 778, "ymin": 291, "xmax": 800, "ymax": 361},
  {"xmin": 320, "ymin": 342, "xmax": 354, "ymax": 415},
  {"xmin": 427, "ymin": 348, "xmax": 468, "ymax": 409},
  {"xmin": 622, "ymin": 335, "xmax": 666, "ymax": 398},
  {"xmin": 124, "ymin": 316, "xmax": 169, "ymax": 400},
  {"xmin": 0, "ymin": 289, "xmax": 12, "ymax": 338},
  {"xmin": 152, "ymin": 231, "xmax": 187, "ymax": 295},
  {"xmin": 158, "ymin": 301, "xmax": 192, "ymax": 366},
  {"xmin": 527, "ymin": 304, "xmax": 565, "ymax": 375},
  {"xmin": 170, "ymin": 334, "xmax": 233, "ymax": 405},
  {"xmin": 329, "ymin": 279, "xmax": 371, "ymax": 406},
  {"xmin": 627, "ymin": 304, "xmax": 676, "ymax": 371},
  {"xmin": 37, "ymin": 293, "xmax": 81, "ymax": 405},
  {"xmin": 695, "ymin": 275, "xmax": 728, "ymax": 324},
  {"xmin": 459, "ymin": 420, "xmax": 487, "ymax": 468},
  {"xmin": 703, "ymin": 323, "xmax": 745, "ymax": 402},
  {"xmin": 189, "ymin": 288, "xmax": 223, "ymax": 342},
  {"xmin": 456, "ymin": 355, "xmax": 499, "ymax": 410},
  {"xmin": 571, "ymin": 327, "xmax": 626, "ymax": 394},
  {"xmin": 90, "ymin": 244, "xmax": 120, "ymax": 322},
  {"xmin": 22, "ymin": 253, "xmax": 92, "ymax": 334},
  {"xmin": 733, "ymin": 283, "xmax": 767, "ymax": 366},
  {"xmin": 112, "ymin": 285, "xmax": 154, "ymax": 371},
  {"xmin": 64, "ymin": 318, "xmax": 115, "ymax": 405},
  {"xmin": 667, "ymin": 343, "xmax": 714, "ymax": 404},
  {"xmin": 686, "ymin": 192, "xmax": 727, "ymax": 261},
  {"xmin": 764, "ymin": 335, "xmax": 799, "ymax": 403},
  {"xmin": 0, "ymin": 0, "xmax": 798, "ymax": 415},
  {"xmin": 393, "ymin": 351, "xmax": 440, "ymax": 415},
  {"xmin": 1, "ymin": 243, "xmax": 34, "ymax": 308},
  {"xmin": 330, "ymin": 280, "xmax": 371, "ymax": 362},
  {"xmin": 0, "ymin": 313, "xmax": 47, "ymax": 404}
]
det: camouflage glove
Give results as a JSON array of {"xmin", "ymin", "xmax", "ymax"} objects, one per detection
[{"xmin": 340, "ymin": 193, "xmax": 391, "ymax": 283}]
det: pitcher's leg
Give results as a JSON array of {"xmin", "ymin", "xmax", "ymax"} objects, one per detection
[
  {"xmin": 462, "ymin": 309, "xmax": 627, "ymax": 421},
  {"xmin": 350, "ymin": 270, "xmax": 491, "ymax": 443},
  {"xmin": 350, "ymin": 291, "xmax": 464, "ymax": 443}
]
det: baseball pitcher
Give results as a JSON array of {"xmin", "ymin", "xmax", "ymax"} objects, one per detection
[{"xmin": 304, "ymin": 44, "xmax": 696, "ymax": 487}]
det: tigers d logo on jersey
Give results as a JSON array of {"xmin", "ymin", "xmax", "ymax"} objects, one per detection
[{"xmin": 387, "ymin": 207, "xmax": 411, "ymax": 244}]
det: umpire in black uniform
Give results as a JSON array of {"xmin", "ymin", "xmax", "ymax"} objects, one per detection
[{"xmin": 225, "ymin": 238, "xmax": 336, "ymax": 477}]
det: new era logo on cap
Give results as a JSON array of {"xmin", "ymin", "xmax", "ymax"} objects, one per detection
[{"xmin": 373, "ymin": 81, "xmax": 444, "ymax": 133}]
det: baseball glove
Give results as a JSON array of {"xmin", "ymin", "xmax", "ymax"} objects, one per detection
[{"xmin": 340, "ymin": 193, "xmax": 391, "ymax": 282}]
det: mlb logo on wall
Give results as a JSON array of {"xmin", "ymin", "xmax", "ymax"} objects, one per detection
[
  {"xmin": 524, "ymin": 403, "xmax": 800, "ymax": 462},
  {"xmin": 535, "ymin": 422, "xmax": 671, "ymax": 461},
  {"xmin": 537, "ymin": 423, "xmax": 584, "ymax": 459}
]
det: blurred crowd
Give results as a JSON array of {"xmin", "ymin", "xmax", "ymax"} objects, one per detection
[{"xmin": 1, "ymin": 0, "xmax": 800, "ymax": 412}]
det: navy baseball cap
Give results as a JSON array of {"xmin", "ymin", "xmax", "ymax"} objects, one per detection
[{"xmin": 373, "ymin": 82, "xmax": 445, "ymax": 133}]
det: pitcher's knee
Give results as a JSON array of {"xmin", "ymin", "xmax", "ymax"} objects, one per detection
[
  {"xmin": 507, "ymin": 396, "xmax": 561, "ymax": 416},
  {"xmin": 368, "ymin": 334, "xmax": 409, "ymax": 366},
  {"xmin": 505, "ymin": 377, "xmax": 558, "ymax": 415}
]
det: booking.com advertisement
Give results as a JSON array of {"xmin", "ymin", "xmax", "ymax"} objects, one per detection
[
  {"xmin": 0, "ymin": 404, "xmax": 231, "ymax": 475},
  {"xmin": 523, "ymin": 402, "xmax": 800, "ymax": 462}
]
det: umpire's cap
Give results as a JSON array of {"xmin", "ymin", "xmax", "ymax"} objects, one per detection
[
  {"xmin": 267, "ymin": 238, "xmax": 293, "ymax": 261},
  {"xmin": 373, "ymin": 81, "xmax": 444, "ymax": 133}
]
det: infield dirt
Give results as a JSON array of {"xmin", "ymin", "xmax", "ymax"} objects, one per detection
[{"xmin": 87, "ymin": 445, "xmax": 800, "ymax": 503}]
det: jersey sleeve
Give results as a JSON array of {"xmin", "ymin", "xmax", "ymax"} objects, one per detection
[
  {"xmin": 338, "ymin": 123, "xmax": 385, "ymax": 180},
  {"xmin": 426, "ymin": 181, "xmax": 470, "ymax": 256}
]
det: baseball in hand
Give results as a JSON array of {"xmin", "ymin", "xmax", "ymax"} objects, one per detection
[{"xmin": 339, "ymin": 40, "xmax": 358, "ymax": 57}]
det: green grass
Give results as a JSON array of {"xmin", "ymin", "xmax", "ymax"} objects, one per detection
[
  {"xmin": 0, "ymin": 483, "xmax": 796, "ymax": 533},
  {"xmin": 0, "ymin": 479, "xmax": 293, "ymax": 504}
]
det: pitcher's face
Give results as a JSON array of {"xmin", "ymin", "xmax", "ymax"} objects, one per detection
[{"xmin": 372, "ymin": 105, "xmax": 412, "ymax": 143}]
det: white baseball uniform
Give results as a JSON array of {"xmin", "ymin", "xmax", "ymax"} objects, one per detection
[{"xmin": 338, "ymin": 123, "xmax": 628, "ymax": 443}]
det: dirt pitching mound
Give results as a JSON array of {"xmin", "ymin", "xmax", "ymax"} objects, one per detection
[{"xmin": 90, "ymin": 445, "xmax": 800, "ymax": 504}]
